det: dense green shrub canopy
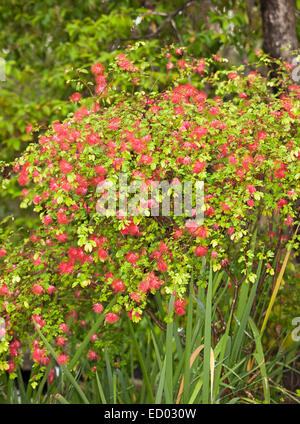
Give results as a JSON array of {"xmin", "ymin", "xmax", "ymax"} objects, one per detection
[{"xmin": 0, "ymin": 49, "xmax": 299, "ymax": 375}]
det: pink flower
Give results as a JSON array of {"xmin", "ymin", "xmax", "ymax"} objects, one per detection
[
  {"xmin": 57, "ymin": 212, "xmax": 69, "ymax": 225},
  {"xmin": 59, "ymin": 160, "xmax": 73, "ymax": 174},
  {"xmin": 32, "ymin": 314, "xmax": 46, "ymax": 329},
  {"xmin": 192, "ymin": 160, "xmax": 206, "ymax": 174},
  {"xmin": 105, "ymin": 313, "xmax": 119, "ymax": 323},
  {"xmin": 59, "ymin": 323, "xmax": 69, "ymax": 333},
  {"xmin": 116, "ymin": 54, "xmax": 133, "ymax": 71},
  {"xmin": 157, "ymin": 260, "xmax": 168, "ymax": 272},
  {"xmin": 0, "ymin": 283, "xmax": 8, "ymax": 295},
  {"xmin": 222, "ymin": 258, "xmax": 229, "ymax": 267},
  {"xmin": 211, "ymin": 250, "xmax": 218, "ymax": 259},
  {"xmin": 33, "ymin": 195, "xmax": 42, "ymax": 204},
  {"xmin": 57, "ymin": 353, "xmax": 69, "ymax": 365},
  {"xmin": 247, "ymin": 185, "xmax": 256, "ymax": 194},
  {"xmin": 42, "ymin": 215, "xmax": 53, "ymax": 226},
  {"xmin": 8, "ymin": 361, "xmax": 15, "ymax": 373},
  {"xmin": 287, "ymin": 190, "xmax": 295, "ymax": 198},
  {"xmin": 195, "ymin": 246, "xmax": 208, "ymax": 257},
  {"xmin": 48, "ymin": 368, "xmax": 55, "ymax": 384},
  {"xmin": 58, "ymin": 261, "xmax": 74, "ymax": 275},
  {"xmin": 130, "ymin": 292, "xmax": 142, "ymax": 302},
  {"xmin": 167, "ymin": 62, "xmax": 174, "ymax": 71},
  {"xmin": 175, "ymin": 307, "xmax": 186, "ymax": 316},
  {"xmin": 91, "ymin": 62, "xmax": 104, "ymax": 75},
  {"xmin": 228, "ymin": 155, "xmax": 238, "ymax": 165},
  {"xmin": 69, "ymin": 92, "xmax": 81, "ymax": 102},
  {"xmin": 111, "ymin": 279, "xmax": 125, "ymax": 292},
  {"xmin": 56, "ymin": 336, "xmax": 66, "ymax": 346},
  {"xmin": 93, "ymin": 303, "xmax": 104, "ymax": 314},
  {"xmin": 228, "ymin": 72, "xmax": 238, "ymax": 79},
  {"xmin": 257, "ymin": 131, "xmax": 267, "ymax": 140},
  {"xmin": 32, "ymin": 254, "xmax": 42, "ymax": 266},
  {"xmin": 90, "ymin": 334, "xmax": 98, "ymax": 342},
  {"xmin": 196, "ymin": 226, "xmax": 208, "ymax": 239},
  {"xmin": 32, "ymin": 347, "xmax": 46, "ymax": 363},
  {"xmin": 227, "ymin": 227, "xmax": 235, "ymax": 236},
  {"xmin": 175, "ymin": 298, "xmax": 186, "ymax": 315},
  {"xmin": 98, "ymin": 248, "xmax": 108, "ymax": 260},
  {"xmin": 88, "ymin": 349, "xmax": 99, "ymax": 361},
  {"xmin": 47, "ymin": 285, "xmax": 56, "ymax": 294},
  {"xmin": 55, "ymin": 233, "xmax": 68, "ymax": 242},
  {"xmin": 32, "ymin": 284, "xmax": 44, "ymax": 295},
  {"xmin": 285, "ymin": 215, "xmax": 293, "ymax": 226},
  {"xmin": 126, "ymin": 251, "xmax": 139, "ymax": 264}
]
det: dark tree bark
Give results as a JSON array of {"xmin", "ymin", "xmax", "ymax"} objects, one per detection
[
  {"xmin": 142, "ymin": 0, "xmax": 154, "ymax": 8},
  {"xmin": 260, "ymin": 0, "xmax": 298, "ymax": 62}
]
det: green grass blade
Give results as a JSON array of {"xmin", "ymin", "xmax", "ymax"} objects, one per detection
[
  {"xmin": 95, "ymin": 371, "xmax": 107, "ymax": 404},
  {"xmin": 248, "ymin": 317, "xmax": 270, "ymax": 404},
  {"xmin": 69, "ymin": 297, "xmax": 116, "ymax": 370},
  {"xmin": 55, "ymin": 394, "xmax": 70, "ymax": 404},
  {"xmin": 213, "ymin": 310, "xmax": 232, "ymax": 401},
  {"xmin": 183, "ymin": 277, "xmax": 194, "ymax": 403},
  {"xmin": 33, "ymin": 322, "xmax": 89, "ymax": 404},
  {"xmin": 35, "ymin": 360, "xmax": 54, "ymax": 403},
  {"xmin": 150, "ymin": 328, "xmax": 163, "ymax": 369},
  {"xmin": 113, "ymin": 372, "xmax": 117, "ymax": 404},
  {"xmin": 116, "ymin": 369, "xmax": 131, "ymax": 404},
  {"xmin": 128, "ymin": 318, "xmax": 155, "ymax": 403},
  {"xmin": 202, "ymin": 263, "xmax": 213, "ymax": 404},
  {"xmin": 155, "ymin": 356, "xmax": 166, "ymax": 404},
  {"xmin": 188, "ymin": 377, "xmax": 203, "ymax": 404},
  {"xmin": 17, "ymin": 367, "xmax": 29, "ymax": 404},
  {"xmin": 104, "ymin": 347, "xmax": 114, "ymax": 402},
  {"xmin": 165, "ymin": 295, "xmax": 175, "ymax": 403},
  {"xmin": 231, "ymin": 260, "xmax": 262, "ymax": 364}
]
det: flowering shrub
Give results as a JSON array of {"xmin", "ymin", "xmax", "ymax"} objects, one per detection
[{"xmin": 0, "ymin": 48, "xmax": 299, "ymax": 378}]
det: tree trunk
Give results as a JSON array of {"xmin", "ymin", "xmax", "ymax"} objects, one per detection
[{"xmin": 260, "ymin": 0, "xmax": 298, "ymax": 62}]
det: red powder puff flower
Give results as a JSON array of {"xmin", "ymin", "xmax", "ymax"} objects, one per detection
[
  {"xmin": 59, "ymin": 323, "xmax": 69, "ymax": 333},
  {"xmin": 126, "ymin": 251, "xmax": 139, "ymax": 264},
  {"xmin": 98, "ymin": 248, "xmax": 108, "ymax": 260},
  {"xmin": 57, "ymin": 353, "xmax": 69, "ymax": 365},
  {"xmin": 69, "ymin": 92, "xmax": 81, "ymax": 102},
  {"xmin": 33, "ymin": 284, "xmax": 44, "ymax": 295},
  {"xmin": 56, "ymin": 336, "xmax": 66, "ymax": 346},
  {"xmin": 42, "ymin": 215, "xmax": 53, "ymax": 226},
  {"xmin": 105, "ymin": 313, "xmax": 119, "ymax": 323},
  {"xmin": 91, "ymin": 62, "xmax": 104, "ymax": 75},
  {"xmin": 88, "ymin": 349, "xmax": 99, "ymax": 361},
  {"xmin": 195, "ymin": 246, "xmax": 208, "ymax": 257},
  {"xmin": 59, "ymin": 159, "xmax": 73, "ymax": 174},
  {"xmin": 111, "ymin": 279, "xmax": 126, "ymax": 292},
  {"xmin": 175, "ymin": 298, "xmax": 186, "ymax": 315},
  {"xmin": 57, "ymin": 212, "xmax": 69, "ymax": 225},
  {"xmin": 93, "ymin": 303, "xmax": 104, "ymax": 314},
  {"xmin": 8, "ymin": 361, "xmax": 16, "ymax": 373}
]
